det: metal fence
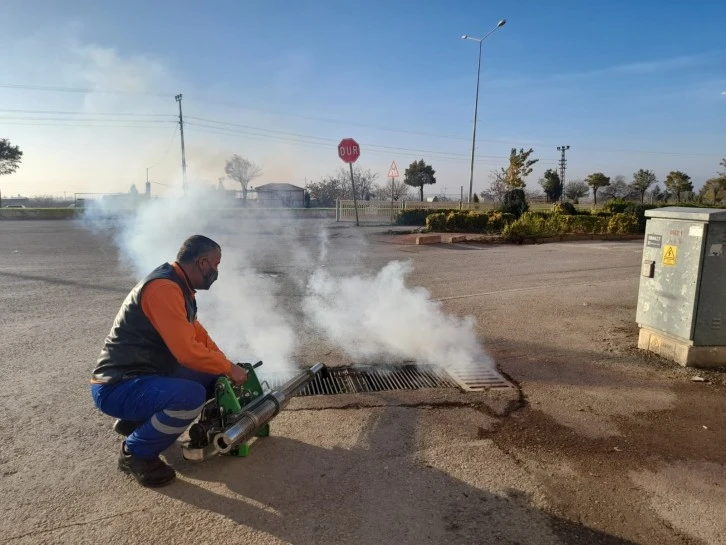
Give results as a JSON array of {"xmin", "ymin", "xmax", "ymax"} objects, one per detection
[{"xmin": 334, "ymin": 199, "xmax": 584, "ymax": 223}]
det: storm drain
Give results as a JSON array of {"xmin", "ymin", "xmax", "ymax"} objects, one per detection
[
  {"xmin": 446, "ymin": 365, "xmax": 515, "ymax": 391},
  {"xmin": 264, "ymin": 364, "xmax": 512, "ymax": 396}
]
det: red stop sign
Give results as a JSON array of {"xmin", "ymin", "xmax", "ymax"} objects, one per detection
[{"xmin": 338, "ymin": 138, "xmax": 360, "ymax": 164}]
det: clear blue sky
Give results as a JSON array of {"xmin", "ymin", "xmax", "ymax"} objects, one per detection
[{"xmin": 2, "ymin": 0, "xmax": 725, "ymax": 197}]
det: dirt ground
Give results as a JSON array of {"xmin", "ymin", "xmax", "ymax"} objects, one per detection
[{"xmin": 1, "ymin": 219, "xmax": 724, "ymax": 545}]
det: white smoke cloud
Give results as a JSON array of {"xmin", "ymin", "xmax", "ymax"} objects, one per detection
[
  {"xmin": 81, "ymin": 188, "xmax": 492, "ymax": 379},
  {"xmin": 80, "ymin": 187, "xmax": 299, "ymax": 374},
  {"xmin": 302, "ymin": 260, "xmax": 492, "ymax": 369}
]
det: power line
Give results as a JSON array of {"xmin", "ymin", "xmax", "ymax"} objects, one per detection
[
  {"xmin": 147, "ymin": 125, "xmax": 179, "ymax": 169},
  {"xmin": 184, "ymin": 98, "xmax": 474, "ymax": 142},
  {"xmin": 186, "ymin": 122, "xmax": 557, "ymax": 166},
  {"xmin": 0, "ymin": 121, "xmax": 173, "ymax": 129},
  {"xmin": 0, "ymin": 83, "xmax": 544, "ymax": 145},
  {"xmin": 0, "ymin": 87, "xmax": 721, "ymax": 159},
  {"xmin": 0, "ymin": 108, "xmax": 175, "ymax": 118},
  {"xmin": 0, "ymin": 83, "xmax": 170, "ymax": 97},
  {"xmin": 573, "ymin": 146, "xmax": 722, "ymax": 158},
  {"xmin": 0, "ymin": 116, "xmax": 173, "ymax": 124},
  {"xmin": 185, "ymin": 117, "xmax": 557, "ymax": 162}
]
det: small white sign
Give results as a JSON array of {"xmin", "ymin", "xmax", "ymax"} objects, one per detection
[{"xmin": 689, "ymin": 225, "xmax": 704, "ymax": 237}]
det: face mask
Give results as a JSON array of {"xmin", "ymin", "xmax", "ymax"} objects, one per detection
[{"xmin": 198, "ymin": 260, "xmax": 219, "ymax": 290}]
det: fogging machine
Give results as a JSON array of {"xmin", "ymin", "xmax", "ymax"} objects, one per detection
[{"xmin": 182, "ymin": 361, "xmax": 327, "ymax": 461}]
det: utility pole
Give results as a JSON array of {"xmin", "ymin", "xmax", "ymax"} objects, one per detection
[
  {"xmin": 175, "ymin": 94, "xmax": 187, "ymax": 195},
  {"xmin": 462, "ymin": 19, "xmax": 507, "ymax": 204},
  {"xmin": 557, "ymin": 145, "xmax": 570, "ymax": 201}
]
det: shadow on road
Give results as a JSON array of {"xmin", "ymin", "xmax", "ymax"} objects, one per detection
[{"xmin": 160, "ymin": 407, "xmax": 637, "ymax": 545}]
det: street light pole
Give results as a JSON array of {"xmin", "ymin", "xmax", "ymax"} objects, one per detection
[
  {"xmin": 462, "ymin": 19, "xmax": 506, "ymax": 204},
  {"xmin": 175, "ymin": 94, "xmax": 187, "ymax": 196}
]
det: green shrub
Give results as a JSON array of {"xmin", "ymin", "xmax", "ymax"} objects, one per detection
[
  {"xmin": 426, "ymin": 211, "xmax": 490, "ymax": 233},
  {"xmin": 552, "ymin": 201, "xmax": 577, "ymax": 215},
  {"xmin": 469, "ymin": 211, "xmax": 489, "ymax": 231},
  {"xmin": 607, "ymin": 212, "xmax": 640, "ymax": 234},
  {"xmin": 0, "ymin": 208, "xmax": 82, "ymax": 220},
  {"xmin": 500, "ymin": 189, "xmax": 529, "ymax": 218},
  {"xmin": 548, "ymin": 214, "xmax": 608, "ymax": 235},
  {"xmin": 444, "ymin": 211, "xmax": 467, "ymax": 231},
  {"xmin": 503, "ymin": 211, "xmax": 614, "ymax": 241},
  {"xmin": 485, "ymin": 211, "xmax": 512, "ymax": 232},
  {"xmin": 602, "ymin": 198, "xmax": 632, "ymax": 214},
  {"xmin": 502, "ymin": 212, "xmax": 550, "ymax": 240},
  {"xmin": 528, "ymin": 211, "xmax": 551, "ymax": 219},
  {"xmin": 622, "ymin": 203, "xmax": 657, "ymax": 233},
  {"xmin": 425, "ymin": 212, "xmax": 446, "ymax": 231},
  {"xmin": 396, "ymin": 208, "xmax": 459, "ymax": 226}
]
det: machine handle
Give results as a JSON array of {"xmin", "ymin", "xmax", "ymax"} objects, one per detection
[{"xmin": 237, "ymin": 361, "xmax": 264, "ymax": 369}]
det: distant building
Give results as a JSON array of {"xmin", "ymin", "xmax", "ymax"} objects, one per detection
[
  {"xmin": 254, "ymin": 183, "xmax": 307, "ymax": 208},
  {"xmin": 2, "ymin": 196, "xmax": 29, "ymax": 208}
]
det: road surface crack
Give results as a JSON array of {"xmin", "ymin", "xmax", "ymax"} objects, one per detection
[{"xmin": 4, "ymin": 508, "xmax": 148, "ymax": 542}]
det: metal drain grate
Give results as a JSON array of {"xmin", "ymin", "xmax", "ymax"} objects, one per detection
[
  {"xmin": 262, "ymin": 363, "xmax": 511, "ymax": 396},
  {"xmin": 446, "ymin": 365, "xmax": 514, "ymax": 391}
]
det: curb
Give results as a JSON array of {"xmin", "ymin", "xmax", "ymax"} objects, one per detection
[{"xmin": 406, "ymin": 233, "xmax": 645, "ymax": 246}]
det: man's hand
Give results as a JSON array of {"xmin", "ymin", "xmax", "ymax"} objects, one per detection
[{"xmin": 227, "ymin": 363, "xmax": 248, "ymax": 385}]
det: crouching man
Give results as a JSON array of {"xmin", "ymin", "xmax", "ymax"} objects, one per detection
[{"xmin": 90, "ymin": 235, "xmax": 247, "ymax": 487}]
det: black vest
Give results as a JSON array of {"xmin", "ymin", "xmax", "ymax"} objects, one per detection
[{"xmin": 92, "ymin": 263, "xmax": 197, "ymax": 384}]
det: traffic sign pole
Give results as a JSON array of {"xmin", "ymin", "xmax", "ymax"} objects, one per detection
[
  {"xmin": 387, "ymin": 161, "xmax": 399, "ymax": 225},
  {"xmin": 349, "ymin": 162, "xmax": 359, "ymax": 226},
  {"xmin": 338, "ymin": 138, "xmax": 361, "ymax": 226},
  {"xmin": 390, "ymin": 176, "xmax": 395, "ymax": 224}
]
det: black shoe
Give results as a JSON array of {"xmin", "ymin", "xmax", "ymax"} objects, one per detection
[
  {"xmin": 117, "ymin": 442, "xmax": 176, "ymax": 488},
  {"xmin": 113, "ymin": 419, "xmax": 143, "ymax": 437}
]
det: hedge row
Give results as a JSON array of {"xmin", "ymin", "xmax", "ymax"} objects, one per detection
[
  {"xmin": 425, "ymin": 210, "xmax": 516, "ymax": 233},
  {"xmin": 395, "ymin": 208, "xmax": 460, "ymax": 226},
  {"xmin": 502, "ymin": 212, "xmax": 639, "ymax": 241},
  {"xmin": 0, "ymin": 208, "xmax": 82, "ymax": 220}
]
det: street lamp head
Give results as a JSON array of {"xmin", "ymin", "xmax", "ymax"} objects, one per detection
[
  {"xmin": 497, "ymin": 19, "xmax": 506, "ymax": 27},
  {"xmin": 461, "ymin": 34, "xmax": 468, "ymax": 39}
]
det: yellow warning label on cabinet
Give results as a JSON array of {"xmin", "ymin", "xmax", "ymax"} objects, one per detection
[{"xmin": 662, "ymin": 245, "xmax": 677, "ymax": 267}]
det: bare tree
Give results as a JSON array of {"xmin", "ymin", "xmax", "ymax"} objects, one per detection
[
  {"xmin": 376, "ymin": 178, "xmax": 411, "ymax": 201},
  {"xmin": 600, "ymin": 175, "xmax": 638, "ymax": 201},
  {"xmin": 306, "ymin": 166, "xmax": 379, "ymax": 207},
  {"xmin": 480, "ymin": 170, "xmax": 508, "ymax": 203},
  {"xmin": 563, "ymin": 179, "xmax": 590, "ymax": 203},
  {"xmin": 306, "ymin": 176, "xmax": 346, "ymax": 207},
  {"xmin": 347, "ymin": 166, "xmax": 378, "ymax": 200},
  {"xmin": 224, "ymin": 154, "xmax": 262, "ymax": 203}
]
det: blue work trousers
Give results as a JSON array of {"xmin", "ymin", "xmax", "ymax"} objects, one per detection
[{"xmin": 91, "ymin": 366, "xmax": 219, "ymax": 459}]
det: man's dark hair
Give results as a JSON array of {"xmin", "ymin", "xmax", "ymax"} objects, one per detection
[{"xmin": 176, "ymin": 235, "xmax": 221, "ymax": 263}]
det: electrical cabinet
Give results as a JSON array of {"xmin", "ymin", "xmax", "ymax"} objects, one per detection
[{"xmin": 636, "ymin": 207, "xmax": 726, "ymax": 366}]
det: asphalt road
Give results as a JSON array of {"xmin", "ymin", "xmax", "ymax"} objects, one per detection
[{"xmin": 1, "ymin": 219, "xmax": 724, "ymax": 545}]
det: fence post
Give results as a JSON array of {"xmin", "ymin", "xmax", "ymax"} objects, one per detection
[{"xmin": 335, "ymin": 199, "xmax": 340, "ymax": 222}]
